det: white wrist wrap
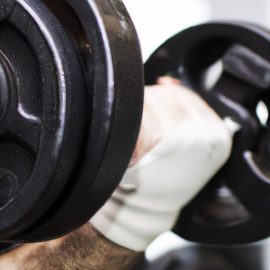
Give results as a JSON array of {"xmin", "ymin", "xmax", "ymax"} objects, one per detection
[{"xmin": 91, "ymin": 115, "xmax": 234, "ymax": 251}]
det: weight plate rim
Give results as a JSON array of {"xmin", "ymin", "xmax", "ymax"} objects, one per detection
[{"xmin": 10, "ymin": 0, "xmax": 144, "ymax": 242}]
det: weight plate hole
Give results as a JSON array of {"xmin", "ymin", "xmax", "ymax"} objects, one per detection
[
  {"xmin": 203, "ymin": 59, "xmax": 223, "ymax": 91},
  {"xmin": 256, "ymin": 100, "xmax": 269, "ymax": 126},
  {"xmin": 195, "ymin": 186, "xmax": 251, "ymax": 226}
]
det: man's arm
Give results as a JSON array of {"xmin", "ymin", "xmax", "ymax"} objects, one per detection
[{"xmin": 0, "ymin": 224, "xmax": 141, "ymax": 270}]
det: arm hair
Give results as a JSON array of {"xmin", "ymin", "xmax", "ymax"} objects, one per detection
[{"xmin": 0, "ymin": 224, "xmax": 142, "ymax": 270}]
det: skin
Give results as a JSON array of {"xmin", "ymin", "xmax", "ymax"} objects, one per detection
[
  {"xmin": 0, "ymin": 224, "xmax": 141, "ymax": 270},
  {"xmin": 0, "ymin": 79, "xmax": 225, "ymax": 269},
  {"xmin": 131, "ymin": 77, "xmax": 222, "ymax": 164}
]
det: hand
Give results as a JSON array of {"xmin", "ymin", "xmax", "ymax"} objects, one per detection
[
  {"xmin": 0, "ymin": 82, "xmax": 233, "ymax": 270},
  {"xmin": 91, "ymin": 81, "xmax": 233, "ymax": 251}
]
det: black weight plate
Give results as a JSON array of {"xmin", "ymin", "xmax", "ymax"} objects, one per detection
[
  {"xmin": 145, "ymin": 22, "xmax": 270, "ymax": 245},
  {"xmin": 0, "ymin": 0, "xmax": 85, "ymax": 240},
  {"xmin": 9, "ymin": 0, "xmax": 143, "ymax": 242}
]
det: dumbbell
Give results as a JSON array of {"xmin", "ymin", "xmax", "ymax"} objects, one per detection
[
  {"xmin": 145, "ymin": 22, "xmax": 270, "ymax": 245},
  {"xmin": 0, "ymin": 0, "xmax": 143, "ymax": 250}
]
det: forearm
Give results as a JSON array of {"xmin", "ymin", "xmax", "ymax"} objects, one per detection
[{"xmin": 0, "ymin": 224, "xmax": 142, "ymax": 270}]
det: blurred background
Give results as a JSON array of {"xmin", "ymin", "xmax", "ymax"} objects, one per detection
[
  {"xmin": 121, "ymin": 0, "xmax": 270, "ymax": 269},
  {"xmin": 123, "ymin": 0, "xmax": 270, "ymax": 61},
  {"xmin": 207, "ymin": 0, "xmax": 270, "ymax": 26}
]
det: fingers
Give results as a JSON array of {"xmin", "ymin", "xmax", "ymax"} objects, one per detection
[
  {"xmin": 130, "ymin": 81, "xmax": 224, "ymax": 166},
  {"xmin": 130, "ymin": 76, "xmax": 183, "ymax": 166},
  {"xmin": 156, "ymin": 76, "xmax": 181, "ymax": 85},
  {"xmin": 129, "ymin": 89, "xmax": 163, "ymax": 166}
]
